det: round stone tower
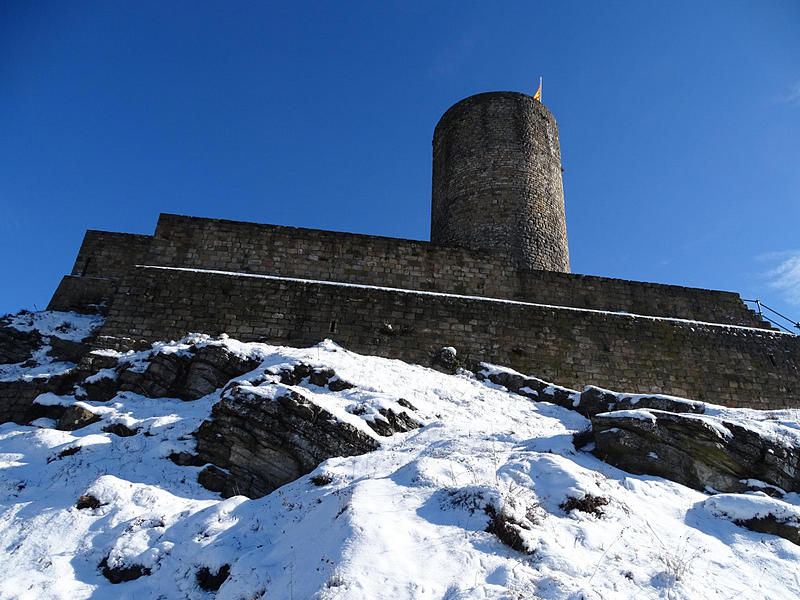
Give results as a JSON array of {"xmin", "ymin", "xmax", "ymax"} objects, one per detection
[{"xmin": 431, "ymin": 91, "xmax": 570, "ymax": 272}]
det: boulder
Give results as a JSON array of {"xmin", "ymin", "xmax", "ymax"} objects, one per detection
[
  {"xmin": 592, "ymin": 409, "xmax": 800, "ymax": 494},
  {"xmin": 195, "ymin": 383, "xmax": 379, "ymax": 498},
  {"xmin": 57, "ymin": 405, "xmax": 100, "ymax": 431}
]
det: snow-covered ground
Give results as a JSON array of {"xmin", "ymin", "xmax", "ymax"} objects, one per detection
[{"xmin": 1, "ymin": 323, "xmax": 799, "ymax": 599}]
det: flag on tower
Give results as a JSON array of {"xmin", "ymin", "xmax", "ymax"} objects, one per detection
[{"xmin": 533, "ymin": 77, "xmax": 542, "ymax": 101}]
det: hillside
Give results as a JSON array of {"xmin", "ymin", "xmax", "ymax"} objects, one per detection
[{"xmin": 1, "ymin": 311, "xmax": 799, "ymax": 599}]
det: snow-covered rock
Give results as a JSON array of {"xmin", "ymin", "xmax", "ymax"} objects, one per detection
[{"xmin": 1, "ymin": 313, "xmax": 800, "ymax": 599}]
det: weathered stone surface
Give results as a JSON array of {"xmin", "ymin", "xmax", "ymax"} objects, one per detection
[
  {"xmin": 0, "ymin": 377, "xmax": 73, "ymax": 425},
  {"xmin": 736, "ymin": 514, "xmax": 800, "ymax": 545},
  {"xmin": 0, "ymin": 325, "xmax": 42, "ymax": 364},
  {"xmin": 57, "ymin": 405, "xmax": 100, "ymax": 431},
  {"xmin": 592, "ymin": 410, "xmax": 800, "ymax": 494},
  {"xmin": 430, "ymin": 346, "xmax": 460, "ymax": 374},
  {"xmin": 48, "ymin": 337, "xmax": 90, "ymax": 364},
  {"xmin": 195, "ymin": 383, "xmax": 379, "ymax": 498},
  {"xmin": 118, "ymin": 344, "xmax": 259, "ymax": 400},
  {"xmin": 479, "ymin": 370, "xmax": 708, "ymax": 418},
  {"xmin": 278, "ymin": 363, "xmax": 354, "ymax": 391},
  {"xmin": 432, "ymin": 92, "xmax": 570, "ymax": 273},
  {"xmin": 477, "ymin": 368, "xmax": 577, "ymax": 411}
]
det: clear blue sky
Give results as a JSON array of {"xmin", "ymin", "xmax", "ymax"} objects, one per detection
[{"xmin": 2, "ymin": 1, "xmax": 799, "ymax": 328}]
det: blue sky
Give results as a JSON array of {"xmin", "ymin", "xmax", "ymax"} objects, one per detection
[{"xmin": 2, "ymin": 1, "xmax": 799, "ymax": 329}]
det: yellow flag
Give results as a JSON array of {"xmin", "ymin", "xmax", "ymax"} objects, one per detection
[{"xmin": 533, "ymin": 77, "xmax": 542, "ymax": 101}]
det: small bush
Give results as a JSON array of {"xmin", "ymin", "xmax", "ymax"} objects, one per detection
[
  {"xmin": 196, "ymin": 564, "xmax": 231, "ymax": 591},
  {"xmin": 310, "ymin": 473, "xmax": 333, "ymax": 486},
  {"xmin": 560, "ymin": 494, "xmax": 608, "ymax": 517},
  {"xmin": 484, "ymin": 506, "xmax": 534, "ymax": 555},
  {"xmin": 76, "ymin": 494, "xmax": 102, "ymax": 510}
]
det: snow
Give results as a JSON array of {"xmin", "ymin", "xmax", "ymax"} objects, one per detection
[
  {"xmin": 1, "ymin": 335, "xmax": 800, "ymax": 599},
  {"xmin": 4, "ymin": 310, "xmax": 103, "ymax": 342},
  {"xmin": 703, "ymin": 492, "xmax": 800, "ymax": 524},
  {"xmin": 0, "ymin": 311, "xmax": 105, "ymax": 383}
]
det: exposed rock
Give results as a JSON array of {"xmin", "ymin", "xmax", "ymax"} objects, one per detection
[
  {"xmin": 168, "ymin": 451, "xmax": 204, "ymax": 466},
  {"xmin": 0, "ymin": 325, "xmax": 42, "ymax": 364},
  {"xmin": 80, "ymin": 373, "xmax": 120, "ymax": 402},
  {"xmin": 477, "ymin": 367, "xmax": 577, "ymax": 410},
  {"xmin": 578, "ymin": 386, "xmax": 704, "ymax": 418},
  {"xmin": 0, "ymin": 377, "xmax": 74, "ymax": 425},
  {"xmin": 364, "ymin": 408, "xmax": 420, "ymax": 437},
  {"xmin": 194, "ymin": 383, "xmax": 379, "ymax": 498},
  {"xmin": 47, "ymin": 337, "xmax": 89, "ymax": 364},
  {"xmin": 738, "ymin": 515, "xmax": 800, "ymax": 545},
  {"xmin": 57, "ymin": 405, "xmax": 100, "ymax": 431},
  {"xmin": 430, "ymin": 346, "xmax": 460, "ymax": 374},
  {"xmin": 592, "ymin": 409, "xmax": 800, "ymax": 494},
  {"xmin": 119, "ymin": 344, "xmax": 260, "ymax": 400},
  {"xmin": 102, "ymin": 423, "xmax": 139, "ymax": 437},
  {"xmin": 479, "ymin": 367, "xmax": 705, "ymax": 419},
  {"xmin": 278, "ymin": 363, "xmax": 354, "ymax": 391}
]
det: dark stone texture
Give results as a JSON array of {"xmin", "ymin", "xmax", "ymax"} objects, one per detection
[
  {"xmin": 736, "ymin": 515, "xmax": 800, "ymax": 546},
  {"xmin": 0, "ymin": 324, "xmax": 42, "ymax": 364},
  {"xmin": 48, "ymin": 337, "xmax": 90, "ymax": 364},
  {"xmin": 96, "ymin": 267, "xmax": 800, "ymax": 410},
  {"xmin": 53, "ymin": 212, "xmax": 770, "ymax": 329},
  {"xmin": 194, "ymin": 383, "xmax": 380, "ymax": 498},
  {"xmin": 592, "ymin": 410, "xmax": 800, "ymax": 494},
  {"xmin": 432, "ymin": 92, "xmax": 570, "ymax": 273},
  {"xmin": 57, "ymin": 405, "xmax": 100, "ymax": 431},
  {"xmin": 118, "ymin": 344, "xmax": 259, "ymax": 401},
  {"xmin": 0, "ymin": 377, "xmax": 74, "ymax": 425}
]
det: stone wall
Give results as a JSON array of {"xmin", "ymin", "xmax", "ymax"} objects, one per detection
[
  {"xmin": 144, "ymin": 214, "xmax": 766, "ymax": 328},
  {"xmin": 47, "ymin": 276, "xmax": 114, "ymax": 313},
  {"xmin": 69, "ymin": 230, "xmax": 151, "ymax": 280},
  {"xmin": 98, "ymin": 266, "xmax": 800, "ymax": 409}
]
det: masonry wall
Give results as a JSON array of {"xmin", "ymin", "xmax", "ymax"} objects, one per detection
[
  {"xmin": 69, "ymin": 231, "xmax": 152, "ymax": 280},
  {"xmin": 431, "ymin": 92, "xmax": 570, "ymax": 272},
  {"xmin": 47, "ymin": 276, "xmax": 114, "ymax": 313},
  {"xmin": 98, "ymin": 266, "xmax": 800, "ymax": 409},
  {"xmin": 146, "ymin": 214, "xmax": 767, "ymax": 328}
]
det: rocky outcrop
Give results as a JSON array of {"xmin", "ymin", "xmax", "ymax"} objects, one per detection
[
  {"xmin": 0, "ymin": 325, "xmax": 43, "ymax": 365},
  {"xmin": 479, "ymin": 366, "xmax": 704, "ymax": 419},
  {"xmin": 195, "ymin": 383, "xmax": 380, "ymax": 498},
  {"xmin": 592, "ymin": 409, "xmax": 800, "ymax": 494},
  {"xmin": 117, "ymin": 344, "xmax": 260, "ymax": 400}
]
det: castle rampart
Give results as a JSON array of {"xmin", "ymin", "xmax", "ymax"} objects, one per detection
[
  {"xmin": 95, "ymin": 264, "xmax": 798, "ymax": 409},
  {"xmin": 51, "ymin": 212, "xmax": 767, "ymax": 328}
]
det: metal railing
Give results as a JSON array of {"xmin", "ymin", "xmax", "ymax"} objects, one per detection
[{"xmin": 742, "ymin": 299, "xmax": 800, "ymax": 334}]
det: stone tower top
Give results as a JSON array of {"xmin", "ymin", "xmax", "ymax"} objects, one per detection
[{"xmin": 430, "ymin": 91, "xmax": 570, "ymax": 273}]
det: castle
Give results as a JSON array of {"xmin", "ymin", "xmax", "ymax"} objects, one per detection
[{"xmin": 48, "ymin": 92, "xmax": 800, "ymax": 409}]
